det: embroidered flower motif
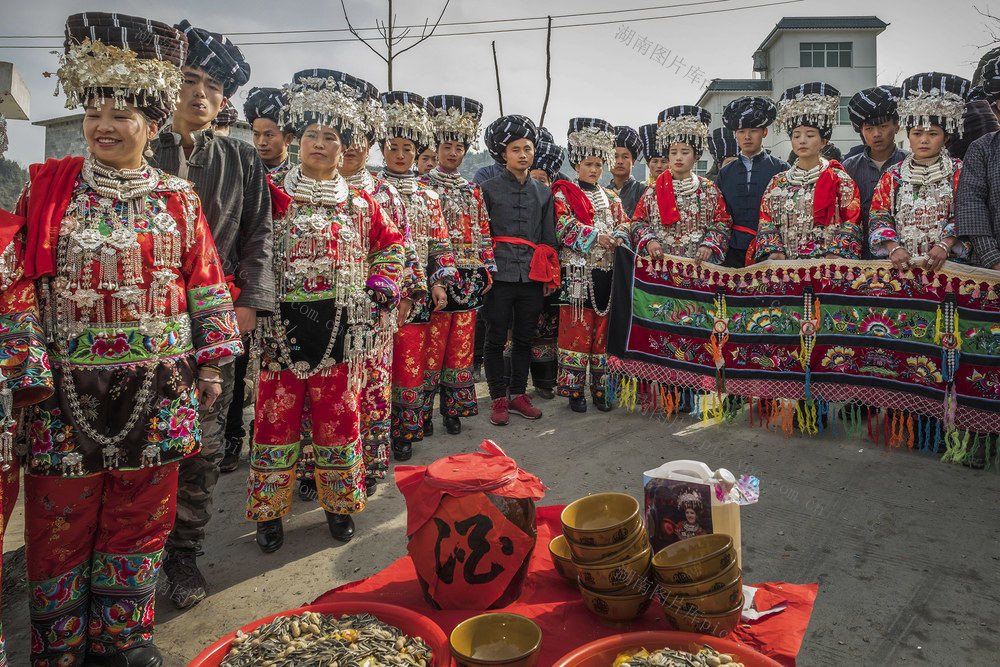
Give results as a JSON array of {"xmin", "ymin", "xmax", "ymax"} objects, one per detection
[
  {"xmin": 858, "ymin": 312, "xmax": 899, "ymax": 338},
  {"xmin": 906, "ymin": 356, "xmax": 942, "ymax": 384},
  {"xmin": 821, "ymin": 346, "xmax": 855, "ymax": 371},
  {"xmin": 167, "ymin": 407, "xmax": 198, "ymax": 440},
  {"xmin": 89, "ymin": 333, "xmax": 130, "ymax": 358}
]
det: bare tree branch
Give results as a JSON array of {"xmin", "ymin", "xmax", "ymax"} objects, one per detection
[
  {"xmin": 395, "ymin": 0, "xmax": 450, "ymax": 57},
  {"xmin": 341, "ymin": 0, "xmax": 389, "ymax": 64}
]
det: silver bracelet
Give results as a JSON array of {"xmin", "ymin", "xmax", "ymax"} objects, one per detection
[
  {"xmin": 889, "ymin": 245, "xmax": 907, "ymax": 258},
  {"xmin": 198, "ymin": 376, "xmax": 224, "ymax": 384}
]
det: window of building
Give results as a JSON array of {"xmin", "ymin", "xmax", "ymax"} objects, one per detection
[
  {"xmin": 695, "ymin": 159, "xmax": 708, "ymax": 176},
  {"xmin": 800, "ymin": 42, "xmax": 853, "ymax": 68},
  {"xmin": 837, "ymin": 96, "xmax": 851, "ymax": 125}
]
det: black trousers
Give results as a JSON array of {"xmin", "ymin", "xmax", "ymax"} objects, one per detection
[
  {"xmin": 483, "ymin": 280, "xmax": 545, "ymax": 399},
  {"xmin": 723, "ymin": 246, "xmax": 747, "ymax": 268}
]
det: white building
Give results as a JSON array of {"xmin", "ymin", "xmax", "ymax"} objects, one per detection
[{"xmin": 697, "ymin": 16, "xmax": 889, "ymax": 162}]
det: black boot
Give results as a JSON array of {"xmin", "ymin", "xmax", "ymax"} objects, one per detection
[
  {"xmin": 87, "ymin": 644, "xmax": 163, "ymax": 667},
  {"xmin": 326, "ymin": 512, "xmax": 355, "ymax": 542},
  {"xmin": 219, "ymin": 439, "xmax": 241, "ymax": 473},
  {"xmin": 161, "ymin": 550, "xmax": 207, "ymax": 610},
  {"xmin": 365, "ymin": 474, "xmax": 378, "ymax": 497},
  {"xmin": 534, "ymin": 386, "xmax": 555, "ymax": 400},
  {"xmin": 444, "ymin": 415, "xmax": 461, "ymax": 435},
  {"xmin": 392, "ymin": 437, "xmax": 412, "ymax": 461},
  {"xmin": 255, "ymin": 518, "xmax": 284, "ymax": 553},
  {"xmin": 422, "ymin": 415, "xmax": 434, "ymax": 437},
  {"xmin": 569, "ymin": 396, "xmax": 588, "ymax": 413},
  {"xmin": 592, "ymin": 385, "xmax": 612, "ymax": 412}
]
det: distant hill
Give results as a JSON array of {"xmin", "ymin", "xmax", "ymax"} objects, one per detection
[{"xmin": 0, "ymin": 159, "xmax": 27, "ymax": 213}]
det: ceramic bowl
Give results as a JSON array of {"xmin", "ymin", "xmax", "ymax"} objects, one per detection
[
  {"xmin": 548, "ymin": 535, "xmax": 578, "ymax": 582},
  {"xmin": 651, "ymin": 534, "xmax": 735, "ymax": 585},
  {"xmin": 566, "ymin": 526, "xmax": 645, "ymax": 564},
  {"xmin": 655, "ymin": 560, "xmax": 740, "ymax": 598},
  {"xmin": 577, "ymin": 578, "xmax": 654, "ymax": 623},
  {"xmin": 449, "ymin": 612, "xmax": 542, "ymax": 667},
  {"xmin": 661, "ymin": 595, "xmax": 745, "ymax": 637},
  {"xmin": 561, "ymin": 493, "xmax": 641, "ymax": 546},
  {"xmin": 575, "ymin": 542, "xmax": 652, "ymax": 592},
  {"xmin": 660, "ymin": 573, "xmax": 743, "ymax": 615}
]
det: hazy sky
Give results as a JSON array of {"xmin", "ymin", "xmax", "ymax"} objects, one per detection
[{"xmin": 0, "ymin": 0, "xmax": 995, "ymax": 166}]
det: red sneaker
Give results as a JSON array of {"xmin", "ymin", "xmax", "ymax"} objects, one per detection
[
  {"xmin": 509, "ymin": 394, "xmax": 542, "ymax": 420},
  {"xmin": 490, "ymin": 397, "xmax": 509, "ymax": 425}
]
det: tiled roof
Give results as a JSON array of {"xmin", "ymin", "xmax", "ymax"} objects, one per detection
[{"xmin": 758, "ymin": 15, "xmax": 888, "ymax": 51}]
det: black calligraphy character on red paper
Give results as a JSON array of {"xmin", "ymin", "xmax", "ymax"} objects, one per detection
[{"xmin": 432, "ymin": 514, "xmax": 510, "ymax": 585}]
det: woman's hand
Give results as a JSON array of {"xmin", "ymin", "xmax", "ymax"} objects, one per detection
[
  {"xmin": 397, "ymin": 297, "xmax": 414, "ymax": 326},
  {"xmin": 597, "ymin": 233, "xmax": 615, "ymax": 249},
  {"xmin": 768, "ymin": 252, "xmax": 786, "ymax": 260},
  {"xmin": 198, "ymin": 379, "xmax": 222, "ymax": 410},
  {"xmin": 923, "ymin": 242, "xmax": 950, "ymax": 272},
  {"xmin": 431, "ymin": 285, "xmax": 448, "ymax": 312},
  {"xmin": 886, "ymin": 242, "xmax": 911, "ymax": 270},
  {"xmin": 647, "ymin": 240, "xmax": 664, "ymax": 261},
  {"xmin": 695, "ymin": 246, "xmax": 713, "ymax": 265}
]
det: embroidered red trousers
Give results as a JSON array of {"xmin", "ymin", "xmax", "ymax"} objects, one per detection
[
  {"xmin": 391, "ymin": 322, "xmax": 429, "ymax": 442},
  {"xmin": 247, "ymin": 365, "xmax": 364, "ymax": 521},
  {"xmin": 25, "ymin": 464, "xmax": 179, "ymax": 666},
  {"xmin": 557, "ymin": 305, "xmax": 610, "ymax": 399},
  {"xmin": 423, "ymin": 310, "xmax": 479, "ymax": 419}
]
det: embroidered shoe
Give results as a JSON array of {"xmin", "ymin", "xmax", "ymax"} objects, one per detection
[
  {"xmin": 509, "ymin": 394, "xmax": 542, "ymax": 420},
  {"xmin": 490, "ymin": 397, "xmax": 509, "ymax": 425}
]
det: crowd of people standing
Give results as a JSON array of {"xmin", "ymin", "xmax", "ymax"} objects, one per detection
[{"xmin": 1, "ymin": 10, "xmax": 1000, "ymax": 666}]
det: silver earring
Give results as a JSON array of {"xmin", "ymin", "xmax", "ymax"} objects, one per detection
[{"xmin": 144, "ymin": 147, "xmax": 154, "ymax": 158}]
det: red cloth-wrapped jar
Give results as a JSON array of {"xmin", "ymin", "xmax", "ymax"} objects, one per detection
[{"xmin": 395, "ymin": 440, "xmax": 546, "ymax": 610}]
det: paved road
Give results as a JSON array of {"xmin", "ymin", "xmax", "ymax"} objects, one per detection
[{"xmin": 2, "ymin": 390, "xmax": 997, "ymax": 665}]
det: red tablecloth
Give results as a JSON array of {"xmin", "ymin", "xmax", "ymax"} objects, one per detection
[{"xmin": 314, "ymin": 506, "xmax": 817, "ymax": 666}]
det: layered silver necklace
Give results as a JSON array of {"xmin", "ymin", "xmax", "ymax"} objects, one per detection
[{"xmin": 894, "ymin": 154, "xmax": 955, "ymax": 256}]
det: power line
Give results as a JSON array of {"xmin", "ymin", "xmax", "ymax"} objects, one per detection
[
  {"xmin": 0, "ymin": 0, "xmax": 803, "ymax": 50},
  {"xmin": 0, "ymin": 0, "xmax": 794, "ymax": 42},
  {"xmin": 235, "ymin": 0, "xmax": 805, "ymax": 46}
]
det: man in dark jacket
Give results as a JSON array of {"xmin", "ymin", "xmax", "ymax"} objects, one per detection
[
  {"xmin": 608, "ymin": 125, "xmax": 645, "ymax": 217},
  {"xmin": 151, "ymin": 20, "xmax": 273, "ymax": 611},
  {"xmin": 957, "ymin": 55, "xmax": 1000, "ymax": 272},
  {"xmin": 841, "ymin": 86, "xmax": 908, "ymax": 258},
  {"xmin": 480, "ymin": 115, "xmax": 557, "ymax": 426},
  {"xmin": 716, "ymin": 96, "xmax": 789, "ymax": 267}
]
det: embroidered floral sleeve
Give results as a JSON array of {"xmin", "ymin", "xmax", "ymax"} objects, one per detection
[
  {"xmin": 700, "ymin": 178, "xmax": 731, "ymax": 263},
  {"xmin": 614, "ymin": 188, "xmax": 658, "ymax": 253},
  {"xmin": 828, "ymin": 169, "xmax": 862, "ymax": 259},
  {"xmin": 175, "ymin": 190, "xmax": 244, "ymax": 365},
  {"xmin": 381, "ymin": 182, "xmax": 427, "ymax": 301},
  {"xmin": 754, "ymin": 175, "xmax": 786, "ymax": 259},
  {"xmin": 472, "ymin": 185, "xmax": 498, "ymax": 274},
  {"xmin": 0, "ymin": 231, "xmax": 53, "ymax": 408},
  {"xmin": 361, "ymin": 191, "xmax": 405, "ymax": 307},
  {"xmin": 868, "ymin": 168, "xmax": 899, "ymax": 256},
  {"xmin": 554, "ymin": 190, "xmax": 599, "ymax": 253},
  {"xmin": 421, "ymin": 188, "xmax": 459, "ymax": 286}
]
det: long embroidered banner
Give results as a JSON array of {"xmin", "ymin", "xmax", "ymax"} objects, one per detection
[{"xmin": 606, "ymin": 247, "xmax": 1000, "ymax": 461}]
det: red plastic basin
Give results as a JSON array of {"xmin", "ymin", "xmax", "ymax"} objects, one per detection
[
  {"xmin": 188, "ymin": 600, "xmax": 450, "ymax": 666},
  {"xmin": 552, "ymin": 630, "xmax": 782, "ymax": 667}
]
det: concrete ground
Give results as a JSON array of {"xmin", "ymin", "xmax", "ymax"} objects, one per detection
[{"xmin": 2, "ymin": 388, "xmax": 998, "ymax": 666}]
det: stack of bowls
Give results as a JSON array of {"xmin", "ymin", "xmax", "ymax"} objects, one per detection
[
  {"xmin": 555, "ymin": 493, "xmax": 654, "ymax": 623},
  {"xmin": 651, "ymin": 533, "xmax": 744, "ymax": 636}
]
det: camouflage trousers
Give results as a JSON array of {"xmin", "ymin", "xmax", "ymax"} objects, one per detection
[{"xmin": 166, "ymin": 361, "xmax": 236, "ymax": 553}]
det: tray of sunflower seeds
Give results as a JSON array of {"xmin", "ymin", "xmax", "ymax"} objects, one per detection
[
  {"xmin": 220, "ymin": 611, "xmax": 435, "ymax": 667},
  {"xmin": 615, "ymin": 645, "xmax": 746, "ymax": 667}
]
